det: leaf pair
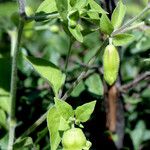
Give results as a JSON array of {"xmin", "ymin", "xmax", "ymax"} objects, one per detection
[
  {"xmin": 54, "ymin": 98, "xmax": 96, "ymax": 124},
  {"xmin": 47, "ymin": 98, "xmax": 96, "ymax": 150},
  {"xmin": 100, "ymin": 1, "xmax": 126, "ymax": 35},
  {"xmin": 100, "ymin": 1, "xmax": 135, "ymax": 46}
]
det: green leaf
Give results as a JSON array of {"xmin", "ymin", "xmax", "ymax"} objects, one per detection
[
  {"xmin": 36, "ymin": 0, "xmax": 57, "ymax": 13},
  {"xmin": 85, "ymin": 73, "xmax": 103, "ymax": 96},
  {"xmin": 88, "ymin": 0, "xmax": 107, "ymax": 14},
  {"xmin": 55, "ymin": 0, "xmax": 68, "ymax": 21},
  {"xmin": 100, "ymin": 14, "xmax": 114, "ymax": 35},
  {"xmin": 75, "ymin": 101, "xmax": 96, "ymax": 122},
  {"xmin": 69, "ymin": 25, "xmax": 83, "ymax": 42},
  {"xmin": 130, "ymin": 121, "xmax": 145, "ymax": 150},
  {"xmin": 112, "ymin": 33, "xmax": 135, "ymax": 46},
  {"xmin": 111, "ymin": 1, "xmax": 126, "ymax": 29},
  {"xmin": 71, "ymin": 80, "xmax": 85, "ymax": 97},
  {"xmin": 0, "ymin": 96, "xmax": 10, "ymax": 113},
  {"xmin": 0, "ymin": 109, "xmax": 6, "ymax": 129},
  {"xmin": 14, "ymin": 137, "xmax": 33, "ymax": 150},
  {"xmin": 87, "ymin": 10, "xmax": 100, "ymax": 20},
  {"xmin": 59, "ymin": 116, "xmax": 70, "ymax": 131},
  {"xmin": 47, "ymin": 106, "xmax": 61, "ymax": 150},
  {"xmin": 0, "ymin": 134, "xmax": 8, "ymax": 150},
  {"xmin": 54, "ymin": 98, "xmax": 74, "ymax": 120},
  {"xmin": 24, "ymin": 56, "xmax": 65, "ymax": 97},
  {"xmin": 73, "ymin": 0, "xmax": 88, "ymax": 9}
]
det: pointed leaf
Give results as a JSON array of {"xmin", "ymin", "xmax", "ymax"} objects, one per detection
[
  {"xmin": 75, "ymin": 101, "xmax": 96, "ymax": 122},
  {"xmin": 71, "ymin": 80, "xmax": 85, "ymax": 97},
  {"xmin": 85, "ymin": 73, "xmax": 103, "ymax": 96},
  {"xmin": 112, "ymin": 33, "xmax": 135, "ymax": 46},
  {"xmin": 24, "ymin": 56, "xmax": 65, "ymax": 96},
  {"xmin": 54, "ymin": 98, "xmax": 74, "ymax": 120},
  {"xmin": 47, "ymin": 106, "xmax": 61, "ymax": 150},
  {"xmin": 87, "ymin": 10, "xmax": 100, "ymax": 20},
  {"xmin": 88, "ymin": 0, "xmax": 107, "ymax": 14},
  {"xmin": 73, "ymin": 0, "xmax": 88, "ymax": 9},
  {"xmin": 36, "ymin": 0, "xmax": 57, "ymax": 13},
  {"xmin": 55, "ymin": 0, "xmax": 68, "ymax": 21},
  {"xmin": 69, "ymin": 25, "xmax": 83, "ymax": 42},
  {"xmin": 111, "ymin": 1, "xmax": 126, "ymax": 29},
  {"xmin": 100, "ymin": 14, "xmax": 114, "ymax": 35}
]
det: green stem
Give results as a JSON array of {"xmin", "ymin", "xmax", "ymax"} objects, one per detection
[
  {"xmin": 8, "ymin": 20, "xmax": 24, "ymax": 150},
  {"xmin": 26, "ymin": 13, "xmax": 59, "ymax": 21},
  {"xmin": 64, "ymin": 38, "xmax": 73, "ymax": 72},
  {"xmin": 58, "ymin": 38, "xmax": 73, "ymax": 98},
  {"xmin": 111, "ymin": 4, "xmax": 150, "ymax": 36}
]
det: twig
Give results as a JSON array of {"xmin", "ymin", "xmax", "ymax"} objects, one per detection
[
  {"xmin": 73, "ymin": 60, "xmax": 100, "ymax": 69},
  {"xmin": 64, "ymin": 38, "xmax": 73, "ymax": 72},
  {"xmin": 58, "ymin": 38, "xmax": 73, "ymax": 98},
  {"xmin": 18, "ymin": 113, "xmax": 47, "ymax": 139},
  {"xmin": 66, "ymin": 69, "xmax": 96, "ymax": 83},
  {"xmin": 119, "ymin": 71, "xmax": 150, "ymax": 92},
  {"xmin": 119, "ymin": 21, "xmax": 145, "ymax": 33},
  {"xmin": 111, "ymin": 4, "xmax": 150, "ymax": 36},
  {"xmin": 61, "ymin": 39, "xmax": 109, "ymax": 100}
]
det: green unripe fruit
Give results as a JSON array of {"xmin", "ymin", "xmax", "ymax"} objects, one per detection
[
  {"xmin": 103, "ymin": 44, "xmax": 120, "ymax": 85},
  {"xmin": 62, "ymin": 128, "xmax": 86, "ymax": 150}
]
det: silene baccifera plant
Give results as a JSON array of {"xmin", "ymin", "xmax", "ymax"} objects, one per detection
[{"xmin": 6, "ymin": 0, "xmax": 150, "ymax": 149}]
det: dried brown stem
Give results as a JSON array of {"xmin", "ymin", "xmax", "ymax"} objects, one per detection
[{"xmin": 119, "ymin": 71, "xmax": 150, "ymax": 92}]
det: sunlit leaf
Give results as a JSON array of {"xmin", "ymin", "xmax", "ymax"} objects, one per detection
[
  {"xmin": 111, "ymin": 1, "xmax": 126, "ymax": 29},
  {"xmin": 24, "ymin": 56, "xmax": 65, "ymax": 97},
  {"xmin": 113, "ymin": 33, "xmax": 135, "ymax": 46},
  {"xmin": 36, "ymin": 0, "xmax": 57, "ymax": 13},
  {"xmin": 47, "ymin": 106, "xmax": 61, "ymax": 150},
  {"xmin": 75, "ymin": 101, "xmax": 96, "ymax": 122}
]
